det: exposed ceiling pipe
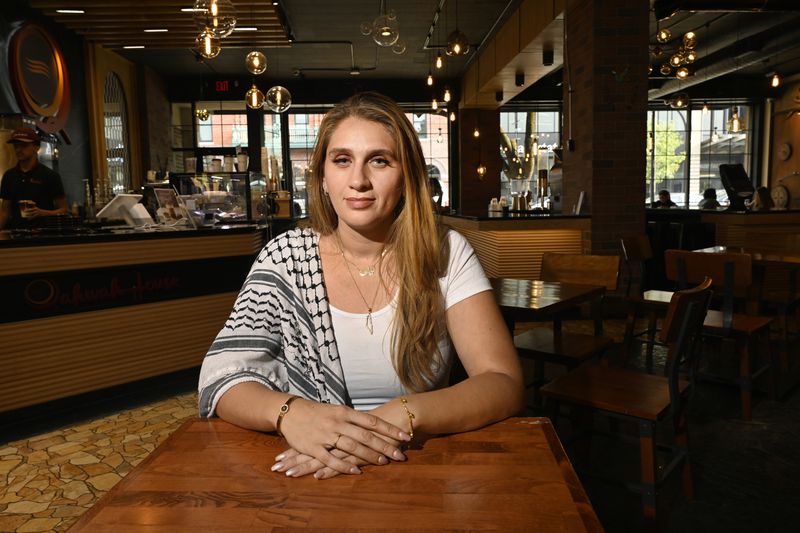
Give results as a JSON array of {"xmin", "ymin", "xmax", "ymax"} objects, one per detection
[
  {"xmin": 654, "ymin": 0, "xmax": 800, "ymax": 21},
  {"xmin": 649, "ymin": 27, "xmax": 800, "ymax": 99}
]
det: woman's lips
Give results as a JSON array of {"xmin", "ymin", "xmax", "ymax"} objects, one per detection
[{"xmin": 345, "ymin": 197, "xmax": 375, "ymax": 209}]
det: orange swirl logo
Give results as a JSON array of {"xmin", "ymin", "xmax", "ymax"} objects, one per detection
[{"xmin": 24, "ymin": 58, "xmax": 52, "ymax": 79}]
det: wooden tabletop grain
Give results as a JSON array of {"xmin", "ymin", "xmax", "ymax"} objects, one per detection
[{"xmin": 69, "ymin": 417, "xmax": 601, "ymax": 532}]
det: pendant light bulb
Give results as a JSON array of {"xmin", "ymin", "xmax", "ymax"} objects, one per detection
[
  {"xmin": 427, "ymin": 72, "xmax": 433, "ymax": 86},
  {"xmin": 431, "ymin": 98, "xmax": 438, "ymax": 110},
  {"xmin": 702, "ymin": 101, "xmax": 709, "ymax": 113},
  {"xmin": 443, "ymin": 87, "xmax": 451, "ymax": 103},
  {"xmin": 435, "ymin": 53, "xmax": 443, "ymax": 69},
  {"xmin": 195, "ymin": 28, "xmax": 221, "ymax": 59},
  {"xmin": 449, "ymin": 110, "xmax": 456, "ymax": 122},
  {"xmin": 245, "ymin": 84, "xmax": 264, "ymax": 109},
  {"xmin": 245, "ymin": 50, "xmax": 267, "ymax": 75},
  {"xmin": 656, "ymin": 28, "xmax": 671, "ymax": 43},
  {"xmin": 476, "ymin": 164, "xmax": 487, "ymax": 178},
  {"xmin": 771, "ymin": 73, "xmax": 780, "ymax": 88},
  {"xmin": 473, "ymin": 127, "xmax": 480, "ymax": 138},
  {"xmin": 265, "ymin": 85, "xmax": 292, "ymax": 113}
]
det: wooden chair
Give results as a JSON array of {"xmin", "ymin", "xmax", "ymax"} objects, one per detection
[
  {"xmin": 514, "ymin": 253, "xmax": 620, "ymax": 403},
  {"xmin": 665, "ymin": 249, "xmax": 777, "ymax": 420},
  {"xmin": 541, "ymin": 278, "xmax": 713, "ymax": 530},
  {"xmin": 621, "ymin": 235, "xmax": 669, "ymax": 370}
]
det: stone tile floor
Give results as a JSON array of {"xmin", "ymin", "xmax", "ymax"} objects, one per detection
[{"xmin": 0, "ymin": 393, "xmax": 197, "ymax": 532}]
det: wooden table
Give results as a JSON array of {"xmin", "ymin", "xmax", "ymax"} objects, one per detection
[
  {"xmin": 69, "ymin": 417, "xmax": 602, "ymax": 532},
  {"xmin": 490, "ymin": 278, "xmax": 606, "ymax": 334}
]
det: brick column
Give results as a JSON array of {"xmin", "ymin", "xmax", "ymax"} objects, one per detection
[{"xmin": 562, "ymin": 0, "xmax": 649, "ymax": 253}]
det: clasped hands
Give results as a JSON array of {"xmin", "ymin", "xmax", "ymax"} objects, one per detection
[{"xmin": 270, "ymin": 399, "xmax": 411, "ymax": 480}]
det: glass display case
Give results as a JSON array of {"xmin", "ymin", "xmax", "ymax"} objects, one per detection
[{"xmin": 170, "ymin": 172, "xmax": 261, "ymax": 225}]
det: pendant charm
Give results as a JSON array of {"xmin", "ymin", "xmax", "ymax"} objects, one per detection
[
  {"xmin": 366, "ymin": 311, "xmax": 374, "ymax": 334},
  {"xmin": 358, "ymin": 265, "xmax": 376, "ymax": 277}
]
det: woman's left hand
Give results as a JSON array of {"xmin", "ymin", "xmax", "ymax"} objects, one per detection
[{"xmin": 271, "ymin": 400, "xmax": 408, "ymax": 479}]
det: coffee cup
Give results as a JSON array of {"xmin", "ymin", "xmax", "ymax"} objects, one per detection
[{"xmin": 19, "ymin": 200, "xmax": 36, "ymax": 217}]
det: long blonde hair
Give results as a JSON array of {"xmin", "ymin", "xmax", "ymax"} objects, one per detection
[{"xmin": 307, "ymin": 92, "xmax": 445, "ymax": 392}]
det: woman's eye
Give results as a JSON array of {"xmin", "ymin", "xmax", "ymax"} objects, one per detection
[
  {"xmin": 370, "ymin": 157, "xmax": 390, "ymax": 167},
  {"xmin": 333, "ymin": 157, "xmax": 350, "ymax": 165}
]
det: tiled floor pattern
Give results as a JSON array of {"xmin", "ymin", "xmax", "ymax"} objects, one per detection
[{"xmin": 0, "ymin": 392, "xmax": 197, "ymax": 532}]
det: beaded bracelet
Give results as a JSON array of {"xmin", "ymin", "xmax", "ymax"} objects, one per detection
[
  {"xmin": 399, "ymin": 397, "xmax": 415, "ymax": 439},
  {"xmin": 275, "ymin": 396, "xmax": 299, "ymax": 437}
]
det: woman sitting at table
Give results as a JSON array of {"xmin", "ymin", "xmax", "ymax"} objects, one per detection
[{"xmin": 198, "ymin": 92, "xmax": 523, "ymax": 480}]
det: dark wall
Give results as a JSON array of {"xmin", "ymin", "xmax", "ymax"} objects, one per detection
[{"xmin": 0, "ymin": 0, "xmax": 91, "ymax": 206}]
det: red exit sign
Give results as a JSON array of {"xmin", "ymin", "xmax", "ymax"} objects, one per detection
[{"xmin": 215, "ymin": 80, "xmax": 229, "ymax": 92}]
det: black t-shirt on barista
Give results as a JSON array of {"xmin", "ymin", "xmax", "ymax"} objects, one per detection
[{"xmin": 0, "ymin": 162, "xmax": 65, "ymax": 228}]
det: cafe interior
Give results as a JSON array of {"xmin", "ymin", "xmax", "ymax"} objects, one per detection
[{"xmin": 1, "ymin": 0, "xmax": 800, "ymax": 531}]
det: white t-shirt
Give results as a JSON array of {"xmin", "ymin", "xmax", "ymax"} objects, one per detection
[{"xmin": 330, "ymin": 230, "xmax": 491, "ymax": 411}]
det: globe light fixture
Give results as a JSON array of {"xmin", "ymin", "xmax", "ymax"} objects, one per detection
[
  {"xmin": 195, "ymin": 28, "xmax": 220, "ymax": 59},
  {"xmin": 195, "ymin": 108, "xmax": 210, "ymax": 121},
  {"xmin": 245, "ymin": 84, "xmax": 264, "ymax": 109},
  {"xmin": 265, "ymin": 86, "xmax": 292, "ymax": 113},
  {"xmin": 245, "ymin": 51, "xmax": 267, "ymax": 75},
  {"xmin": 656, "ymin": 28, "xmax": 671, "ymax": 43},
  {"xmin": 446, "ymin": 29, "xmax": 470, "ymax": 56},
  {"xmin": 193, "ymin": 0, "xmax": 237, "ymax": 38}
]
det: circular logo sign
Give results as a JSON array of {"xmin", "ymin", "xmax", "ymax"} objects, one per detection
[{"xmin": 9, "ymin": 23, "xmax": 71, "ymax": 134}]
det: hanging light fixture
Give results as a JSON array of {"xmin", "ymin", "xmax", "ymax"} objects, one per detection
[
  {"xmin": 676, "ymin": 66, "xmax": 690, "ymax": 79},
  {"xmin": 667, "ymin": 92, "xmax": 689, "ymax": 109},
  {"xmin": 771, "ymin": 72, "xmax": 781, "ymax": 88},
  {"xmin": 473, "ymin": 126, "xmax": 480, "ymax": 138},
  {"xmin": 431, "ymin": 98, "xmax": 438, "ymax": 110},
  {"xmin": 245, "ymin": 84, "xmax": 264, "ymax": 109},
  {"xmin": 245, "ymin": 51, "xmax": 267, "ymax": 75},
  {"xmin": 682, "ymin": 31, "xmax": 697, "ymax": 49},
  {"xmin": 195, "ymin": 28, "xmax": 220, "ymax": 59},
  {"xmin": 265, "ymin": 86, "xmax": 292, "ymax": 113},
  {"xmin": 435, "ymin": 52, "xmax": 443, "ymax": 69},
  {"xmin": 727, "ymin": 107, "xmax": 742, "ymax": 133},
  {"xmin": 436, "ymin": 128, "xmax": 443, "ymax": 143},
  {"xmin": 426, "ymin": 71, "xmax": 434, "ymax": 86},
  {"xmin": 702, "ymin": 101, "xmax": 710, "ymax": 113},
  {"xmin": 476, "ymin": 163, "xmax": 487, "ymax": 178},
  {"xmin": 656, "ymin": 28, "xmax": 671, "ymax": 43},
  {"xmin": 360, "ymin": 0, "xmax": 403, "ymax": 50},
  {"xmin": 449, "ymin": 110, "xmax": 456, "ymax": 122},
  {"xmin": 195, "ymin": 108, "xmax": 210, "ymax": 121},
  {"xmin": 443, "ymin": 87, "xmax": 451, "ymax": 103},
  {"xmin": 192, "ymin": 0, "xmax": 237, "ymax": 38},
  {"xmin": 445, "ymin": 0, "xmax": 470, "ymax": 56}
]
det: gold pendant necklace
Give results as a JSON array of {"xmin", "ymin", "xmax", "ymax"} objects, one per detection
[{"xmin": 335, "ymin": 233, "xmax": 385, "ymax": 334}]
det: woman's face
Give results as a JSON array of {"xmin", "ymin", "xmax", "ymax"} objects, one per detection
[{"xmin": 323, "ymin": 117, "xmax": 404, "ymax": 236}]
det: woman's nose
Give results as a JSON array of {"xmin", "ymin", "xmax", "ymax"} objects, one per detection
[{"xmin": 349, "ymin": 164, "xmax": 372, "ymax": 190}]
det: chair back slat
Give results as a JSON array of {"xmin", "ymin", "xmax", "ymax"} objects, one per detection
[{"xmin": 540, "ymin": 253, "xmax": 621, "ymax": 291}]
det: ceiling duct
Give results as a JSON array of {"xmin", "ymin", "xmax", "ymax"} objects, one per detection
[{"xmin": 654, "ymin": 0, "xmax": 800, "ymax": 20}]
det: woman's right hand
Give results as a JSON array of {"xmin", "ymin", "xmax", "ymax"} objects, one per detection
[{"xmin": 278, "ymin": 398, "xmax": 410, "ymax": 475}]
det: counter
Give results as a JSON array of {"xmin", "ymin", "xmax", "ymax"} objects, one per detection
[
  {"xmin": 700, "ymin": 209, "xmax": 800, "ymax": 250},
  {"xmin": 440, "ymin": 212, "xmax": 591, "ymax": 279},
  {"xmin": 0, "ymin": 225, "xmax": 266, "ymax": 413}
]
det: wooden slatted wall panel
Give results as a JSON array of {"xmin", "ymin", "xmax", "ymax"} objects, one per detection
[
  {"xmin": 456, "ymin": 229, "xmax": 583, "ymax": 279},
  {"xmin": 0, "ymin": 292, "xmax": 237, "ymax": 413},
  {"xmin": 1, "ymin": 233, "xmax": 262, "ymax": 276}
]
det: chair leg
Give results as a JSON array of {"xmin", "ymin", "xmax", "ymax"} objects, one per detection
[
  {"xmin": 646, "ymin": 311, "xmax": 658, "ymax": 373},
  {"xmin": 674, "ymin": 409, "xmax": 694, "ymax": 502},
  {"xmin": 738, "ymin": 341, "xmax": 753, "ymax": 421},
  {"xmin": 638, "ymin": 420, "xmax": 658, "ymax": 531},
  {"xmin": 622, "ymin": 307, "xmax": 639, "ymax": 366},
  {"xmin": 761, "ymin": 330, "xmax": 777, "ymax": 401}
]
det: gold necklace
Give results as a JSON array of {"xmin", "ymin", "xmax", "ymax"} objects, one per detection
[
  {"xmin": 335, "ymin": 234, "xmax": 387, "ymax": 277},
  {"xmin": 335, "ymin": 233, "xmax": 385, "ymax": 334}
]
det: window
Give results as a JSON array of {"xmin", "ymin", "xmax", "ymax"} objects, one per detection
[
  {"xmin": 410, "ymin": 112, "xmax": 450, "ymax": 207},
  {"xmin": 412, "ymin": 113, "xmax": 428, "ymax": 137},
  {"xmin": 499, "ymin": 110, "xmax": 561, "ymax": 200},
  {"xmin": 103, "ymin": 72, "xmax": 131, "ymax": 195},
  {"xmin": 195, "ymin": 101, "xmax": 248, "ymax": 149},
  {"xmin": 646, "ymin": 105, "xmax": 751, "ymax": 207},
  {"xmin": 284, "ymin": 112, "xmax": 326, "ymax": 217}
]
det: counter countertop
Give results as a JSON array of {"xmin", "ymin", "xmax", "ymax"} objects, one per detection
[
  {"xmin": 441, "ymin": 211, "xmax": 590, "ymax": 221},
  {"xmin": 0, "ymin": 223, "xmax": 267, "ymax": 248}
]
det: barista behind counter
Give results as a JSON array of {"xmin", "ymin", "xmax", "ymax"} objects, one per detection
[{"xmin": 0, "ymin": 127, "xmax": 67, "ymax": 229}]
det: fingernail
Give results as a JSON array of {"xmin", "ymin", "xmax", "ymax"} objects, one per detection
[
  {"xmin": 378, "ymin": 455, "xmax": 389, "ymax": 465},
  {"xmin": 392, "ymin": 450, "xmax": 406, "ymax": 461},
  {"xmin": 350, "ymin": 466, "xmax": 362, "ymax": 475},
  {"xmin": 314, "ymin": 471, "xmax": 325, "ymax": 480},
  {"xmin": 270, "ymin": 462, "xmax": 283, "ymax": 472},
  {"xmin": 285, "ymin": 468, "xmax": 296, "ymax": 477},
  {"xmin": 398, "ymin": 431, "xmax": 411, "ymax": 441},
  {"xmin": 275, "ymin": 453, "xmax": 286, "ymax": 461}
]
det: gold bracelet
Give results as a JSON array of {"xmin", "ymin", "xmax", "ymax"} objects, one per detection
[
  {"xmin": 399, "ymin": 397, "xmax": 415, "ymax": 440},
  {"xmin": 275, "ymin": 396, "xmax": 299, "ymax": 437}
]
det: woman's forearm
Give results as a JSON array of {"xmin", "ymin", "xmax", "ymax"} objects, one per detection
[
  {"xmin": 215, "ymin": 381, "xmax": 290, "ymax": 432},
  {"xmin": 398, "ymin": 370, "xmax": 524, "ymax": 437}
]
